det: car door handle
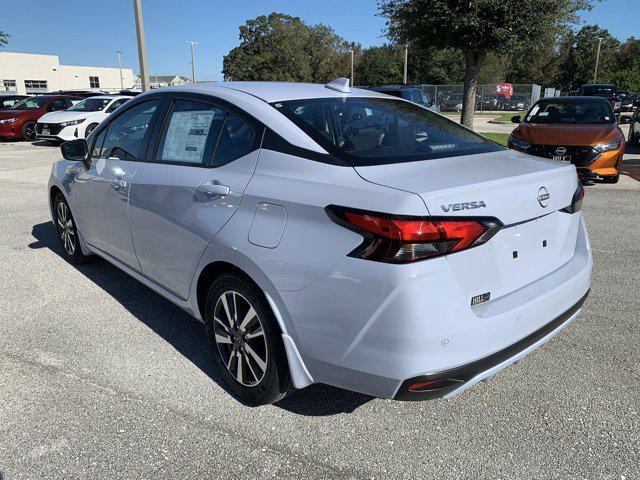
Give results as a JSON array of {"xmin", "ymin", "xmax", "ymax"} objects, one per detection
[
  {"xmin": 111, "ymin": 178, "xmax": 127, "ymax": 191},
  {"xmin": 196, "ymin": 183, "xmax": 230, "ymax": 198}
]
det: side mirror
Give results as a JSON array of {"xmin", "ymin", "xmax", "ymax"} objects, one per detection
[
  {"xmin": 511, "ymin": 115, "xmax": 521, "ymax": 124},
  {"xmin": 61, "ymin": 139, "xmax": 88, "ymax": 161}
]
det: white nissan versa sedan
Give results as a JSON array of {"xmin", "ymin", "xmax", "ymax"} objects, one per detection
[
  {"xmin": 37, "ymin": 95, "xmax": 131, "ymax": 144},
  {"xmin": 48, "ymin": 79, "xmax": 592, "ymax": 405}
]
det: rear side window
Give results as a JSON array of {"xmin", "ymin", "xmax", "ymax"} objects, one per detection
[
  {"xmin": 274, "ymin": 97, "xmax": 502, "ymax": 166},
  {"xmin": 100, "ymin": 100, "xmax": 158, "ymax": 159},
  {"xmin": 157, "ymin": 100, "xmax": 225, "ymax": 165},
  {"xmin": 212, "ymin": 114, "xmax": 256, "ymax": 166}
]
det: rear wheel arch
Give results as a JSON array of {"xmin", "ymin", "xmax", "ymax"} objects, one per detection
[{"xmin": 196, "ymin": 262, "xmax": 277, "ymax": 329}]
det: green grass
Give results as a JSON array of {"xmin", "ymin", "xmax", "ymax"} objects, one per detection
[
  {"xmin": 492, "ymin": 112, "xmax": 519, "ymax": 122},
  {"xmin": 479, "ymin": 132, "xmax": 510, "ymax": 146}
]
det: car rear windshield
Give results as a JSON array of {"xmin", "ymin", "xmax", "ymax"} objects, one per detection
[
  {"xmin": 525, "ymin": 99, "xmax": 615, "ymax": 125},
  {"xmin": 69, "ymin": 98, "xmax": 111, "ymax": 112},
  {"xmin": 10, "ymin": 97, "xmax": 49, "ymax": 110},
  {"xmin": 273, "ymin": 97, "xmax": 503, "ymax": 166}
]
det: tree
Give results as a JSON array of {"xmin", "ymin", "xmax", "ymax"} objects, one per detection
[
  {"xmin": 0, "ymin": 29, "xmax": 8, "ymax": 48},
  {"xmin": 572, "ymin": 25, "xmax": 620, "ymax": 85},
  {"xmin": 612, "ymin": 37, "xmax": 640, "ymax": 91},
  {"xmin": 379, "ymin": 0, "xmax": 593, "ymax": 128},
  {"xmin": 356, "ymin": 44, "xmax": 403, "ymax": 85},
  {"xmin": 222, "ymin": 13, "xmax": 352, "ymax": 83}
]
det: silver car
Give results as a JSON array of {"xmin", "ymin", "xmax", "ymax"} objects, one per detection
[{"xmin": 49, "ymin": 79, "xmax": 592, "ymax": 405}]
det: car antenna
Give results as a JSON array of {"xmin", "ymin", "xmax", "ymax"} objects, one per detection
[{"xmin": 324, "ymin": 78, "xmax": 351, "ymax": 94}]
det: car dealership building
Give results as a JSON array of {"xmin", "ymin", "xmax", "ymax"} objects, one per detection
[{"xmin": 0, "ymin": 51, "xmax": 136, "ymax": 95}]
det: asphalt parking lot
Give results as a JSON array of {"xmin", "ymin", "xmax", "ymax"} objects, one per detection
[{"xmin": 0, "ymin": 139, "xmax": 639, "ymax": 479}]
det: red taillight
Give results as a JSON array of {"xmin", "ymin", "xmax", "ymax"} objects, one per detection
[{"xmin": 327, "ymin": 206, "xmax": 502, "ymax": 264}]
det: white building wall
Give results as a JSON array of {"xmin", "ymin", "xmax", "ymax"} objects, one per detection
[{"xmin": 0, "ymin": 52, "xmax": 136, "ymax": 94}]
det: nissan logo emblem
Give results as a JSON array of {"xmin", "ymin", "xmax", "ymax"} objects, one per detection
[
  {"xmin": 555, "ymin": 146, "xmax": 567, "ymax": 155},
  {"xmin": 537, "ymin": 187, "xmax": 550, "ymax": 208}
]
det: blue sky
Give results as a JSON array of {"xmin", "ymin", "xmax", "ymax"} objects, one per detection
[{"xmin": 2, "ymin": 0, "xmax": 638, "ymax": 81}]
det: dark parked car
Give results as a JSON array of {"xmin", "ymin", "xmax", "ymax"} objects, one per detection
[
  {"xmin": 367, "ymin": 85, "xmax": 439, "ymax": 112},
  {"xmin": 505, "ymin": 93, "xmax": 528, "ymax": 111},
  {"xmin": 440, "ymin": 93, "xmax": 464, "ymax": 112},
  {"xmin": 47, "ymin": 90, "xmax": 106, "ymax": 99},
  {"xmin": 0, "ymin": 95, "xmax": 79, "ymax": 141},
  {"xmin": 618, "ymin": 91, "xmax": 637, "ymax": 113},
  {"xmin": 478, "ymin": 93, "xmax": 506, "ymax": 111},
  {"xmin": 577, "ymin": 84, "xmax": 622, "ymax": 115},
  {"xmin": 628, "ymin": 107, "xmax": 640, "ymax": 146}
]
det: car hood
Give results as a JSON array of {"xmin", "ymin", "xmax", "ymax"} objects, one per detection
[
  {"xmin": 37, "ymin": 111, "xmax": 88, "ymax": 123},
  {"xmin": 514, "ymin": 123, "xmax": 620, "ymax": 146}
]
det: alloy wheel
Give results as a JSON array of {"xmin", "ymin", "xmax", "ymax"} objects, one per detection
[
  {"xmin": 56, "ymin": 201, "xmax": 76, "ymax": 255},
  {"xmin": 213, "ymin": 290, "xmax": 268, "ymax": 387},
  {"xmin": 25, "ymin": 124, "xmax": 36, "ymax": 141}
]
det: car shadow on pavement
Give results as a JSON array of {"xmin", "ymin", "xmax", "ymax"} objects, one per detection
[{"xmin": 29, "ymin": 221, "xmax": 373, "ymax": 416}]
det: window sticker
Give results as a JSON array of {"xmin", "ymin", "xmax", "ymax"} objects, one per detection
[{"xmin": 161, "ymin": 110, "xmax": 215, "ymax": 163}]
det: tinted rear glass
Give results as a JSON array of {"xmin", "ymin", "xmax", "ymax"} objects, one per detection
[
  {"xmin": 273, "ymin": 97, "xmax": 502, "ymax": 166},
  {"xmin": 525, "ymin": 98, "xmax": 615, "ymax": 125}
]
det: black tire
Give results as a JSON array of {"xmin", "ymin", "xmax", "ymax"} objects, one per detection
[
  {"xmin": 22, "ymin": 121, "xmax": 36, "ymax": 141},
  {"xmin": 204, "ymin": 274, "xmax": 293, "ymax": 406},
  {"xmin": 85, "ymin": 123, "xmax": 98, "ymax": 137},
  {"xmin": 53, "ymin": 193, "xmax": 92, "ymax": 264},
  {"xmin": 602, "ymin": 172, "xmax": 620, "ymax": 184},
  {"xmin": 629, "ymin": 131, "xmax": 639, "ymax": 147}
]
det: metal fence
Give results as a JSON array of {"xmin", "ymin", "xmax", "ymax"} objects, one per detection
[{"xmin": 421, "ymin": 83, "xmax": 543, "ymax": 113}]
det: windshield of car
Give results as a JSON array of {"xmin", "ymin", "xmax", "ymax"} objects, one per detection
[
  {"xmin": 69, "ymin": 98, "xmax": 111, "ymax": 112},
  {"xmin": 525, "ymin": 99, "xmax": 615, "ymax": 125},
  {"xmin": 273, "ymin": 97, "xmax": 503, "ymax": 166},
  {"xmin": 10, "ymin": 97, "xmax": 48, "ymax": 110}
]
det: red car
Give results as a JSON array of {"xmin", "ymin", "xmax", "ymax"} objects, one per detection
[{"xmin": 0, "ymin": 95, "xmax": 79, "ymax": 141}]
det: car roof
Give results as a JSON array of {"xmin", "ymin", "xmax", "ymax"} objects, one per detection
[
  {"xmin": 159, "ymin": 81, "xmax": 389, "ymax": 103},
  {"xmin": 539, "ymin": 96, "xmax": 609, "ymax": 102},
  {"xmin": 84, "ymin": 95, "xmax": 129, "ymax": 100}
]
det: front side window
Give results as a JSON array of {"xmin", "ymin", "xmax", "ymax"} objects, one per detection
[
  {"xmin": 69, "ymin": 98, "xmax": 111, "ymax": 112},
  {"xmin": 525, "ymin": 99, "xmax": 615, "ymax": 125},
  {"xmin": 105, "ymin": 98, "xmax": 129, "ymax": 113},
  {"xmin": 89, "ymin": 76, "xmax": 100, "ymax": 88},
  {"xmin": 274, "ymin": 97, "xmax": 502, "ymax": 166},
  {"xmin": 48, "ymin": 99, "xmax": 71, "ymax": 111},
  {"xmin": 157, "ymin": 100, "xmax": 225, "ymax": 165},
  {"xmin": 100, "ymin": 100, "xmax": 159, "ymax": 159},
  {"xmin": 2, "ymin": 98, "xmax": 19, "ymax": 108},
  {"xmin": 11, "ymin": 96, "xmax": 49, "ymax": 110}
]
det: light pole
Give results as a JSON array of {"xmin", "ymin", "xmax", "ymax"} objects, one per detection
[
  {"xmin": 186, "ymin": 41, "xmax": 198, "ymax": 84},
  {"xmin": 403, "ymin": 44, "xmax": 408, "ymax": 84},
  {"xmin": 132, "ymin": 0, "xmax": 150, "ymax": 92},
  {"xmin": 116, "ymin": 51, "xmax": 124, "ymax": 89},
  {"xmin": 593, "ymin": 37, "xmax": 604, "ymax": 83},
  {"xmin": 350, "ymin": 48, "xmax": 355, "ymax": 87}
]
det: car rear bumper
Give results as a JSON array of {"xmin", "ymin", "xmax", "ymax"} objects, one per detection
[
  {"xmin": 281, "ymin": 212, "xmax": 592, "ymax": 399},
  {"xmin": 394, "ymin": 290, "xmax": 588, "ymax": 400}
]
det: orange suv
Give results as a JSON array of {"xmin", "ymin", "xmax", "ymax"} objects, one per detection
[{"xmin": 508, "ymin": 96, "xmax": 625, "ymax": 183}]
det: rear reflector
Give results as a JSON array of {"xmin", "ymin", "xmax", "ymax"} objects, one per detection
[{"xmin": 326, "ymin": 206, "xmax": 502, "ymax": 263}]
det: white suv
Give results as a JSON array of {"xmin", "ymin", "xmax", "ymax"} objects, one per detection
[{"xmin": 37, "ymin": 95, "xmax": 131, "ymax": 143}]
